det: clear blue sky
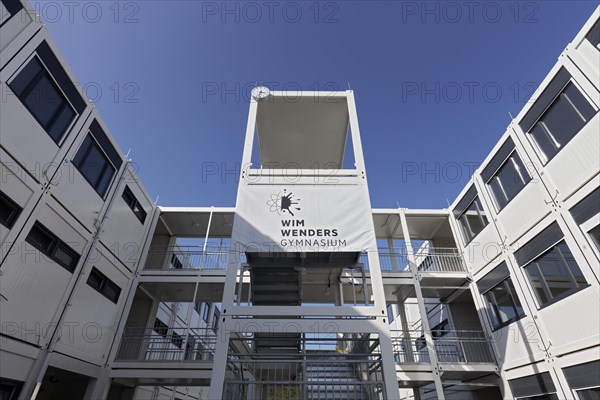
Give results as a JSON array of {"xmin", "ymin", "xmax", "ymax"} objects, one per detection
[{"xmin": 40, "ymin": 0, "xmax": 598, "ymax": 209}]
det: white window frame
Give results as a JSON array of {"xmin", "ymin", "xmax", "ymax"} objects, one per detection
[
  {"xmin": 574, "ymin": 386, "xmax": 600, "ymax": 400},
  {"xmin": 515, "ymin": 393, "xmax": 559, "ymax": 400},
  {"xmin": 580, "ymin": 213, "xmax": 600, "ymax": 259},
  {"xmin": 8, "ymin": 53, "xmax": 79, "ymax": 145},
  {"xmin": 485, "ymin": 148, "xmax": 532, "ymax": 211},
  {"xmin": 527, "ymin": 79, "xmax": 598, "ymax": 165},
  {"xmin": 0, "ymin": 1, "xmax": 10, "ymax": 25}
]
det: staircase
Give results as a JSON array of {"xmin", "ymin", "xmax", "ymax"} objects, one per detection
[
  {"xmin": 304, "ymin": 357, "xmax": 369, "ymax": 399},
  {"xmin": 250, "ymin": 265, "xmax": 300, "ymax": 306},
  {"xmin": 250, "ymin": 265, "xmax": 302, "ymax": 354}
]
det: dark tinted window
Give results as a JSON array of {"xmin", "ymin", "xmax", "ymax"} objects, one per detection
[
  {"xmin": 0, "ymin": 377, "xmax": 22, "ymax": 400},
  {"xmin": 25, "ymin": 222, "xmax": 80, "ymax": 272},
  {"xmin": 486, "ymin": 150, "xmax": 531, "ymax": 210},
  {"xmin": 153, "ymin": 319, "xmax": 168, "ymax": 337},
  {"xmin": 457, "ymin": 196, "xmax": 488, "ymax": 243},
  {"xmin": 86, "ymin": 267, "xmax": 121, "ymax": 303},
  {"xmin": 523, "ymin": 241, "xmax": 588, "ymax": 307},
  {"xmin": 0, "ymin": 191, "xmax": 22, "ymax": 229},
  {"xmin": 1, "ymin": 0, "xmax": 24, "ymax": 27},
  {"xmin": 485, "ymin": 278, "xmax": 524, "ymax": 330},
  {"xmin": 26, "ymin": 223, "xmax": 56, "ymax": 254},
  {"xmin": 585, "ymin": 19, "xmax": 600, "ymax": 48},
  {"xmin": 122, "ymin": 186, "xmax": 147, "ymax": 224},
  {"xmin": 589, "ymin": 225, "xmax": 600, "ymax": 252},
  {"xmin": 528, "ymin": 82, "xmax": 597, "ymax": 163},
  {"xmin": 171, "ymin": 332, "xmax": 183, "ymax": 349},
  {"xmin": 212, "ymin": 307, "xmax": 220, "ymax": 332},
  {"xmin": 73, "ymin": 134, "xmax": 117, "ymax": 197},
  {"xmin": 171, "ymin": 254, "xmax": 183, "ymax": 269},
  {"xmin": 203, "ymin": 303, "xmax": 211, "ymax": 322},
  {"xmin": 9, "ymin": 57, "xmax": 77, "ymax": 143}
]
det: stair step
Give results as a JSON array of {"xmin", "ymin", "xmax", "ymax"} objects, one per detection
[
  {"xmin": 306, "ymin": 375, "xmax": 355, "ymax": 379},
  {"xmin": 251, "ymin": 267, "xmax": 298, "ymax": 273},
  {"xmin": 306, "ymin": 366, "xmax": 354, "ymax": 371},
  {"xmin": 252, "ymin": 283, "xmax": 299, "ymax": 291}
]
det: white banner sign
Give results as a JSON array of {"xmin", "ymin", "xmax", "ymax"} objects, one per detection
[{"xmin": 232, "ymin": 185, "xmax": 376, "ymax": 252}]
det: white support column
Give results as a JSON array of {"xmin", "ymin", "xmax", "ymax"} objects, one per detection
[
  {"xmin": 378, "ymin": 321, "xmax": 402, "ymax": 400},
  {"xmin": 208, "ymin": 317, "xmax": 232, "ymax": 399},
  {"xmin": 388, "ymin": 237, "xmax": 399, "ymax": 272},
  {"xmin": 346, "ymin": 90, "xmax": 367, "ymax": 177},
  {"xmin": 83, "ymin": 370, "xmax": 111, "ymax": 400},
  {"xmin": 397, "ymin": 300, "xmax": 415, "ymax": 362},
  {"xmin": 367, "ymin": 252, "xmax": 401, "ymax": 400},
  {"xmin": 202, "ymin": 207, "xmax": 213, "ymax": 267},
  {"xmin": 399, "ymin": 208, "xmax": 446, "ymax": 400},
  {"xmin": 17, "ymin": 350, "xmax": 48, "ymax": 400}
]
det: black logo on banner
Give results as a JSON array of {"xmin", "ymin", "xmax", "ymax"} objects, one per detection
[{"xmin": 267, "ymin": 189, "xmax": 301, "ymax": 216}]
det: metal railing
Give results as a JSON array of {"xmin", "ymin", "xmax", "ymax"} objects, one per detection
[
  {"xmin": 360, "ymin": 248, "xmax": 409, "ymax": 272},
  {"xmin": 434, "ymin": 330, "xmax": 494, "ymax": 364},
  {"xmin": 224, "ymin": 334, "xmax": 385, "ymax": 399},
  {"xmin": 390, "ymin": 329, "xmax": 494, "ymax": 365},
  {"xmin": 115, "ymin": 327, "xmax": 216, "ymax": 362},
  {"xmin": 390, "ymin": 330, "xmax": 430, "ymax": 364},
  {"xmin": 415, "ymin": 247, "xmax": 466, "ymax": 273},
  {"xmin": 143, "ymin": 246, "xmax": 245, "ymax": 271},
  {"xmin": 375, "ymin": 250, "xmax": 410, "ymax": 272},
  {"xmin": 362, "ymin": 247, "xmax": 465, "ymax": 273},
  {"xmin": 143, "ymin": 246, "xmax": 464, "ymax": 273}
]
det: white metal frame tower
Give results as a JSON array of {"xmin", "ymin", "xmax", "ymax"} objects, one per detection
[{"xmin": 208, "ymin": 90, "xmax": 401, "ymax": 399}]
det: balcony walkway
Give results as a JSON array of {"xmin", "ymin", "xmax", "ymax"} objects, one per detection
[
  {"xmin": 136, "ymin": 247, "xmax": 471, "ymax": 304},
  {"xmin": 110, "ymin": 327, "xmax": 497, "ymax": 389}
]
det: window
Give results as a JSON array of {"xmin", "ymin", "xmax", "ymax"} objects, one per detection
[
  {"xmin": 515, "ymin": 222, "xmax": 589, "ymax": 308},
  {"xmin": 8, "ymin": 43, "xmax": 85, "ymax": 143},
  {"xmin": 153, "ymin": 318, "xmax": 168, "ymax": 337},
  {"xmin": 564, "ymin": 360, "xmax": 600, "ymax": 400},
  {"xmin": 529, "ymin": 83, "xmax": 597, "ymax": 162},
  {"xmin": 0, "ymin": 191, "xmax": 22, "ymax": 229},
  {"xmin": 72, "ymin": 121, "xmax": 122, "ymax": 197},
  {"xmin": 586, "ymin": 19, "xmax": 600, "ymax": 49},
  {"xmin": 196, "ymin": 340, "xmax": 205, "ymax": 361},
  {"xmin": 212, "ymin": 307, "xmax": 220, "ymax": 332},
  {"xmin": 414, "ymin": 320, "xmax": 449, "ymax": 352},
  {"xmin": 575, "ymin": 388, "xmax": 600, "ymax": 400},
  {"xmin": 415, "ymin": 335, "xmax": 426, "ymax": 351},
  {"xmin": 0, "ymin": 378, "xmax": 22, "ymax": 400},
  {"xmin": 570, "ymin": 188, "xmax": 600, "ymax": 255},
  {"xmin": 171, "ymin": 254, "xmax": 183, "ymax": 269},
  {"xmin": 122, "ymin": 186, "xmax": 146, "ymax": 224},
  {"xmin": 454, "ymin": 186, "xmax": 489, "ymax": 244},
  {"xmin": 589, "ymin": 225, "xmax": 600, "ymax": 253},
  {"xmin": 431, "ymin": 319, "xmax": 450, "ymax": 338},
  {"xmin": 86, "ymin": 267, "xmax": 121, "ymax": 303},
  {"xmin": 1, "ymin": 0, "xmax": 23, "ymax": 27},
  {"xmin": 509, "ymin": 372, "xmax": 558, "ymax": 400},
  {"xmin": 194, "ymin": 302, "xmax": 202, "ymax": 314},
  {"xmin": 520, "ymin": 69, "xmax": 598, "ymax": 164},
  {"xmin": 25, "ymin": 222, "xmax": 80, "ymax": 272},
  {"xmin": 171, "ymin": 332, "xmax": 183, "ymax": 349},
  {"xmin": 202, "ymin": 303, "xmax": 211, "ymax": 323},
  {"xmin": 482, "ymin": 138, "xmax": 532, "ymax": 210},
  {"xmin": 387, "ymin": 304, "xmax": 395, "ymax": 323},
  {"xmin": 478, "ymin": 262, "xmax": 525, "ymax": 330},
  {"xmin": 184, "ymin": 334, "xmax": 196, "ymax": 360}
]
